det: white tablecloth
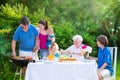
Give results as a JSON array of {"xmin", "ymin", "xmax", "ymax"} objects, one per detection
[{"xmin": 25, "ymin": 60, "xmax": 98, "ymax": 80}]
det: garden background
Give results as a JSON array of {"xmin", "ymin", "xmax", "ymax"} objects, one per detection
[{"xmin": 0, "ymin": 0, "xmax": 120, "ymax": 80}]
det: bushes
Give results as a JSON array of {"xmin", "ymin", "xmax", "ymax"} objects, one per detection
[
  {"xmin": 54, "ymin": 20, "xmax": 76, "ymax": 49},
  {"xmin": 82, "ymin": 33, "xmax": 98, "ymax": 56},
  {"xmin": 0, "ymin": 55, "xmax": 19, "ymax": 80},
  {"xmin": 0, "ymin": 3, "xmax": 29, "ymax": 55},
  {"xmin": 0, "ymin": 3, "xmax": 99, "ymax": 55},
  {"xmin": 0, "ymin": 1, "xmax": 120, "ymax": 80},
  {"xmin": 29, "ymin": 8, "xmax": 50, "ymax": 26},
  {"xmin": 0, "ymin": 3, "xmax": 28, "ymax": 19},
  {"xmin": 0, "ymin": 4, "xmax": 29, "ymax": 79},
  {"xmin": 54, "ymin": 20, "xmax": 98, "ymax": 57}
]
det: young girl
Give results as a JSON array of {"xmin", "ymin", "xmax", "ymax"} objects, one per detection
[
  {"xmin": 38, "ymin": 20, "xmax": 55, "ymax": 59},
  {"xmin": 89, "ymin": 35, "xmax": 113, "ymax": 80},
  {"xmin": 47, "ymin": 42, "xmax": 60, "ymax": 61}
]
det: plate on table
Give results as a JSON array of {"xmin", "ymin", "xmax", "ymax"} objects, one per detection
[
  {"xmin": 44, "ymin": 60, "xmax": 57, "ymax": 64},
  {"xmin": 82, "ymin": 59, "xmax": 94, "ymax": 62}
]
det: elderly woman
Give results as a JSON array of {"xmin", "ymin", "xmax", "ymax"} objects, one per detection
[{"xmin": 61, "ymin": 35, "xmax": 92, "ymax": 60}]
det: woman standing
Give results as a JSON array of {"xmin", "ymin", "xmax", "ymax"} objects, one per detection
[{"xmin": 38, "ymin": 20, "xmax": 55, "ymax": 59}]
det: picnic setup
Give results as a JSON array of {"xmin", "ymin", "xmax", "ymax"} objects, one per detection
[{"xmin": 0, "ymin": 0, "xmax": 120, "ymax": 80}]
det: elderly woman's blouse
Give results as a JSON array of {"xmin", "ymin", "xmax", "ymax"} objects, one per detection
[
  {"xmin": 66, "ymin": 44, "xmax": 92, "ymax": 53},
  {"xmin": 66, "ymin": 45, "xmax": 82, "ymax": 53},
  {"xmin": 65, "ymin": 44, "xmax": 92, "ymax": 60}
]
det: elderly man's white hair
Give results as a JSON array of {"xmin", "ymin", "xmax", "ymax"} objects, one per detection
[{"xmin": 73, "ymin": 35, "xmax": 83, "ymax": 42}]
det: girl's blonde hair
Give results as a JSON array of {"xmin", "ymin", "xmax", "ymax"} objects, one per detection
[{"xmin": 49, "ymin": 42, "xmax": 59, "ymax": 51}]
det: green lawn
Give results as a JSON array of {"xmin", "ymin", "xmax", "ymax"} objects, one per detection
[{"xmin": 116, "ymin": 58, "xmax": 120, "ymax": 80}]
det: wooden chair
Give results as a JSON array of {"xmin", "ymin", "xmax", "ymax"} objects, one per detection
[{"xmin": 104, "ymin": 47, "xmax": 118, "ymax": 80}]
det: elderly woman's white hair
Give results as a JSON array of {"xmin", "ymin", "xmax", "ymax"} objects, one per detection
[{"xmin": 73, "ymin": 35, "xmax": 83, "ymax": 42}]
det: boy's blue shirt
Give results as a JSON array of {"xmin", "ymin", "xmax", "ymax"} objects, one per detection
[{"xmin": 98, "ymin": 46, "xmax": 113, "ymax": 75}]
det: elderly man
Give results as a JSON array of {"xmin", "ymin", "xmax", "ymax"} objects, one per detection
[
  {"xmin": 61, "ymin": 35, "xmax": 92, "ymax": 60},
  {"xmin": 11, "ymin": 16, "xmax": 39, "ymax": 74}
]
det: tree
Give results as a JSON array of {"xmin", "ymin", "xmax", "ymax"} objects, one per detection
[{"xmin": 95, "ymin": 0, "xmax": 120, "ymax": 46}]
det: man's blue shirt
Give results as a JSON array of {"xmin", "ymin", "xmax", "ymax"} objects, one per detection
[
  {"xmin": 13, "ymin": 24, "xmax": 38, "ymax": 51},
  {"xmin": 98, "ymin": 47, "xmax": 113, "ymax": 75}
]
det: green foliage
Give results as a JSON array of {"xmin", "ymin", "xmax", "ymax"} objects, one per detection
[
  {"xmin": 0, "ymin": 40, "xmax": 11, "ymax": 56},
  {"xmin": 54, "ymin": 20, "xmax": 76, "ymax": 49},
  {"xmin": 82, "ymin": 33, "xmax": 98, "ymax": 56},
  {"xmin": 0, "ymin": 54, "xmax": 24, "ymax": 80},
  {"xmin": 0, "ymin": 3, "xmax": 28, "ymax": 55},
  {"xmin": 116, "ymin": 49, "xmax": 120, "ymax": 80},
  {"xmin": 29, "ymin": 8, "xmax": 50, "ymax": 26},
  {"xmin": 0, "ymin": 0, "xmax": 119, "ymax": 56},
  {"xmin": 0, "ymin": 0, "xmax": 120, "ymax": 79},
  {"xmin": 116, "ymin": 30, "xmax": 120, "ymax": 48},
  {"xmin": 0, "ymin": 3, "xmax": 29, "ymax": 34},
  {"xmin": 0, "ymin": 3, "xmax": 28, "ymax": 20},
  {"xmin": 0, "ymin": 55, "xmax": 19, "ymax": 80},
  {"xmin": 95, "ymin": 0, "xmax": 120, "ymax": 46}
]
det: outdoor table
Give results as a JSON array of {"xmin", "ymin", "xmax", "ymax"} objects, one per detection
[{"xmin": 25, "ymin": 60, "xmax": 98, "ymax": 80}]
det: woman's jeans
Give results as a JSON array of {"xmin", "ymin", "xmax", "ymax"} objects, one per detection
[{"xmin": 40, "ymin": 49, "xmax": 48, "ymax": 59}]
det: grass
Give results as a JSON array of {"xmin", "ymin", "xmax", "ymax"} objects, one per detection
[{"xmin": 116, "ymin": 52, "xmax": 120, "ymax": 80}]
